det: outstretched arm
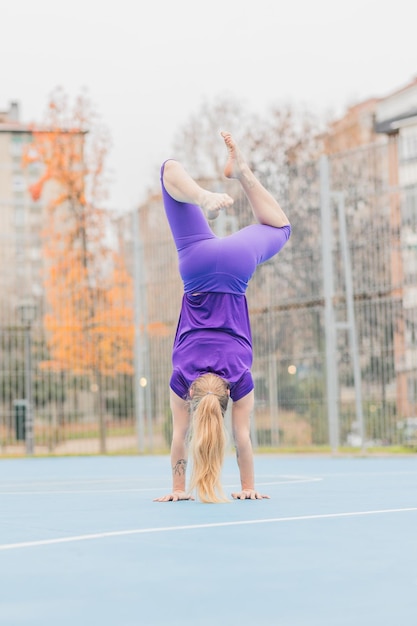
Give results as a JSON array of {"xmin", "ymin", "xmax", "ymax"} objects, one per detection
[
  {"xmin": 154, "ymin": 390, "xmax": 195, "ymax": 502},
  {"xmin": 231, "ymin": 391, "xmax": 270, "ymax": 500}
]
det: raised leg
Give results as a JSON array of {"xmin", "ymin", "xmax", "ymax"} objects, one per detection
[{"xmin": 221, "ymin": 131, "xmax": 290, "ymax": 228}]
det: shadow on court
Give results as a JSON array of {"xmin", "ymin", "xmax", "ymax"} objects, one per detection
[{"xmin": 0, "ymin": 454, "xmax": 416, "ymax": 626}]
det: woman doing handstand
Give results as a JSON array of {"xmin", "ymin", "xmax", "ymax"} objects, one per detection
[{"xmin": 154, "ymin": 131, "xmax": 291, "ymax": 503}]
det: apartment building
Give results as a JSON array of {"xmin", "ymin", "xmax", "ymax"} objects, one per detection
[
  {"xmin": 0, "ymin": 102, "xmax": 45, "ymax": 324},
  {"xmin": 322, "ymin": 97, "xmax": 381, "ymax": 153},
  {"xmin": 323, "ymin": 76, "xmax": 417, "ymax": 422},
  {"xmin": 374, "ymin": 77, "xmax": 417, "ymax": 417}
]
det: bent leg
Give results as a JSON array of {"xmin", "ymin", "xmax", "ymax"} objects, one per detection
[{"xmin": 162, "ymin": 159, "xmax": 233, "ymax": 220}]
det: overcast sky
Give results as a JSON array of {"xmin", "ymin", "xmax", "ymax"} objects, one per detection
[{"xmin": 2, "ymin": 0, "xmax": 416, "ymax": 212}]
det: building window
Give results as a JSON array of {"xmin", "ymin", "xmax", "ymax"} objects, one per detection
[
  {"xmin": 12, "ymin": 176, "xmax": 26, "ymax": 192},
  {"xmin": 399, "ymin": 134, "xmax": 417, "ymax": 163},
  {"xmin": 406, "ymin": 317, "xmax": 417, "ymax": 346},
  {"xmin": 10, "ymin": 141, "xmax": 23, "ymax": 158},
  {"xmin": 14, "ymin": 205, "xmax": 25, "ymax": 227},
  {"xmin": 407, "ymin": 376, "xmax": 417, "ymax": 404},
  {"xmin": 402, "ymin": 185, "xmax": 417, "ymax": 228}
]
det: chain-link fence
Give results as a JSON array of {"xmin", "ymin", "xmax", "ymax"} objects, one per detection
[{"xmin": 1, "ymin": 135, "xmax": 417, "ymax": 455}]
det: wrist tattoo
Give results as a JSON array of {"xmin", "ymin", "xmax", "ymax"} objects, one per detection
[{"xmin": 173, "ymin": 459, "xmax": 187, "ymax": 476}]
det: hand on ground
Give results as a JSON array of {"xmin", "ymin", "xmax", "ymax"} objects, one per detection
[
  {"xmin": 153, "ymin": 490, "xmax": 195, "ymax": 502},
  {"xmin": 231, "ymin": 489, "xmax": 270, "ymax": 500}
]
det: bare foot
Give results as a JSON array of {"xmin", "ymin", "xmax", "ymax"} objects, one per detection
[
  {"xmin": 221, "ymin": 131, "xmax": 247, "ymax": 179},
  {"xmin": 198, "ymin": 190, "xmax": 234, "ymax": 220}
]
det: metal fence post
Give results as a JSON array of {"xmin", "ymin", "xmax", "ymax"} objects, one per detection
[
  {"xmin": 334, "ymin": 192, "xmax": 365, "ymax": 451},
  {"xmin": 133, "ymin": 209, "xmax": 145, "ymax": 453},
  {"xmin": 319, "ymin": 155, "xmax": 340, "ymax": 452}
]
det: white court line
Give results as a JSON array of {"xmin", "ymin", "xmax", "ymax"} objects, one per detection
[
  {"xmin": 0, "ymin": 487, "xmax": 174, "ymax": 495},
  {"xmin": 0, "ymin": 476, "xmax": 322, "ymax": 495},
  {"xmin": 311, "ymin": 471, "xmax": 417, "ymax": 478},
  {"xmin": 0, "ymin": 478, "xmax": 155, "ymax": 487},
  {"xmin": 0, "ymin": 474, "xmax": 316, "ymax": 487},
  {"xmin": 1, "ymin": 507, "xmax": 416, "ymax": 552}
]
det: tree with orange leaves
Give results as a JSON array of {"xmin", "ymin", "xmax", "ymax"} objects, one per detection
[{"xmin": 22, "ymin": 88, "xmax": 134, "ymax": 452}]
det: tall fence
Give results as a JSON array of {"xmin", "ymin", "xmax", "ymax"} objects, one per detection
[{"xmin": 1, "ymin": 136, "xmax": 417, "ymax": 456}]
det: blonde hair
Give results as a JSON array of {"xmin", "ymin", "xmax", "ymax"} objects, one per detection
[{"xmin": 188, "ymin": 373, "xmax": 230, "ymax": 503}]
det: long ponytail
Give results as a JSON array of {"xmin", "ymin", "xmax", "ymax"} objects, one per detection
[{"xmin": 188, "ymin": 373, "xmax": 230, "ymax": 503}]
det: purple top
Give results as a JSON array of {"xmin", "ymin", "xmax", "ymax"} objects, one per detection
[{"xmin": 161, "ymin": 161, "xmax": 291, "ymax": 401}]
